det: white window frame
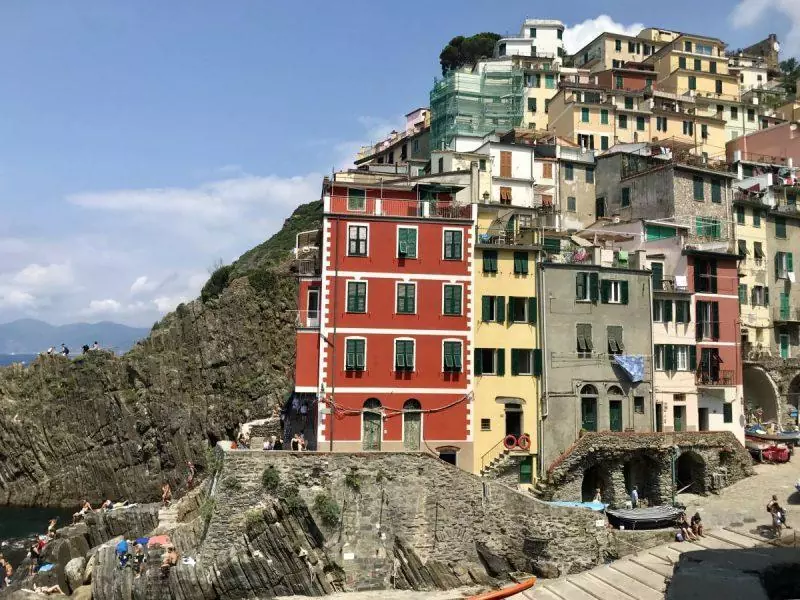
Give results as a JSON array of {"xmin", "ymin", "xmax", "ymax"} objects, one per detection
[
  {"xmin": 676, "ymin": 346, "xmax": 688, "ymax": 371},
  {"xmin": 441, "ymin": 283, "xmax": 464, "ymax": 316},
  {"xmin": 393, "ymin": 337, "xmax": 416, "ymax": 372},
  {"xmin": 608, "ymin": 280, "xmax": 622, "ymax": 304},
  {"xmin": 442, "ymin": 227, "xmax": 464, "ymax": 261},
  {"xmin": 753, "ymin": 286, "xmax": 764, "ymax": 306},
  {"xmin": 441, "ymin": 338, "xmax": 463, "ymax": 372},
  {"xmin": 654, "ymin": 345, "xmax": 664, "ymax": 371},
  {"xmin": 306, "ymin": 288, "xmax": 320, "ymax": 327},
  {"xmin": 477, "ymin": 348, "xmax": 497, "ymax": 375},
  {"xmin": 394, "ymin": 280, "xmax": 417, "ymax": 315},
  {"xmin": 515, "ymin": 349, "xmax": 533, "ymax": 375},
  {"xmin": 346, "ymin": 279, "xmax": 368, "ymax": 314},
  {"xmin": 653, "ymin": 299, "xmax": 663, "ymax": 323},
  {"xmin": 343, "ymin": 336, "xmax": 367, "ymax": 371},
  {"xmin": 396, "ymin": 225, "xmax": 419, "ymax": 259},
  {"xmin": 778, "ymin": 252, "xmax": 791, "ymax": 279},
  {"xmin": 346, "ymin": 222, "xmax": 369, "ymax": 257},
  {"xmin": 701, "ymin": 303, "xmax": 713, "ymax": 339}
]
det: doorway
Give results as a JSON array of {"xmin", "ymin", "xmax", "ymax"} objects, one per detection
[
  {"xmin": 403, "ymin": 399, "xmax": 422, "ymax": 451},
  {"xmin": 595, "ymin": 197, "xmax": 606, "ymax": 218},
  {"xmin": 609, "ymin": 400, "xmax": 623, "ymax": 432},
  {"xmin": 362, "ymin": 398, "xmax": 382, "ymax": 451},
  {"xmin": 580, "ymin": 385, "xmax": 598, "ymax": 432},
  {"xmin": 656, "ymin": 404, "xmax": 663, "ymax": 432},
  {"xmin": 505, "ymin": 403, "xmax": 522, "ymax": 438},
  {"xmin": 674, "ymin": 405, "xmax": 685, "ymax": 432},
  {"xmin": 307, "ymin": 289, "xmax": 320, "ymax": 326},
  {"xmin": 698, "ymin": 407, "xmax": 709, "ymax": 431}
]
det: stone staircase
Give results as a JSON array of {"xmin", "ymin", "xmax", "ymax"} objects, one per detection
[
  {"xmin": 480, "ymin": 448, "xmax": 513, "ymax": 477},
  {"xmin": 154, "ymin": 504, "xmax": 179, "ymax": 534},
  {"xmin": 512, "ymin": 528, "xmax": 765, "ymax": 600}
]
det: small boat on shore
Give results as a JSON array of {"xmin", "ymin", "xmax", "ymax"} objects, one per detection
[
  {"xmin": 745, "ymin": 438, "xmax": 791, "ymax": 463},
  {"xmin": 605, "ymin": 505, "xmax": 682, "ymax": 530},
  {"xmin": 745, "ymin": 424, "xmax": 800, "ymax": 446}
]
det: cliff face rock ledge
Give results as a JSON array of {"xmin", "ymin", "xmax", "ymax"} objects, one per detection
[{"xmin": 0, "ymin": 201, "xmax": 323, "ymax": 507}]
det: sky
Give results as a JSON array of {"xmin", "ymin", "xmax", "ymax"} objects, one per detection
[{"xmin": 0, "ymin": 0, "xmax": 797, "ymax": 327}]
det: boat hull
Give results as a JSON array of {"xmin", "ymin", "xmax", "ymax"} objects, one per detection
[{"xmin": 605, "ymin": 506, "xmax": 682, "ymax": 530}]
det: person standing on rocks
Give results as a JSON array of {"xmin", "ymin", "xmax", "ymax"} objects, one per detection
[
  {"xmin": 161, "ymin": 483, "xmax": 172, "ymax": 507},
  {"xmin": 630, "ymin": 486, "xmax": 639, "ymax": 508},
  {"xmin": 187, "ymin": 461, "xmax": 196, "ymax": 489}
]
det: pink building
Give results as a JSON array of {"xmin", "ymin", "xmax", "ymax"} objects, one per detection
[{"xmin": 726, "ymin": 121, "xmax": 800, "ymax": 165}]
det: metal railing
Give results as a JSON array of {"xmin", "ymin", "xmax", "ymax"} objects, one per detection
[
  {"xmin": 475, "ymin": 227, "xmax": 541, "ymax": 247},
  {"xmin": 294, "ymin": 258, "xmax": 320, "ymax": 277},
  {"xmin": 327, "ymin": 196, "xmax": 472, "ymax": 220},
  {"xmin": 696, "ymin": 369, "xmax": 735, "ymax": 386},
  {"xmin": 653, "ymin": 277, "xmax": 690, "ymax": 292}
]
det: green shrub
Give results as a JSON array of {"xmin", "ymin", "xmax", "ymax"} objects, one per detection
[
  {"xmin": 200, "ymin": 498, "xmax": 216, "ymax": 522},
  {"xmin": 344, "ymin": 468, "xmax": 361, "ymax": 493},
  {"xmin": 244, "ymin": 508, "xmax": 264, "ymax": 527},
  {"xmin": 261, "ymin": 466, "xmax": 281, "ymax": 493},
  {"xmin": 248, "ymin": 269, "xmax": 278, "ymax": 295},
  {"xmin": 313, "ymin": 493, "xmax": 341, "ymax": 528},
  {"xmin": 201, "ymin": 264, "xmax": 234, "ymax": 303},
  {"xmin": 204, "ymin": 446, "xmax": 222, "ymax": 475},
  {"xmin": 221, "ymin": 476, "xmax": 242, "ymax": 491},
  {"xmin": 175, "ymin": 303, "xmax": 190, "ymax": 319},
  {"xmin": 282, "ymin": 483, "xmax": 304, "ymax": 513},
  {"xmin": 375, "ymin": 469, "xmax": 390, "ymax": 485}
]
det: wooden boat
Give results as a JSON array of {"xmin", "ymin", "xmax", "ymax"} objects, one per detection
[
  {"xmin": 746, "ymin": 438, "xmax": 791, "ymax": 463},
  {"xmin": 605, "ymin": 505, "xmax": 683, "ymax": 530},
  {"xmin": 745, "ymin": 425, "xmax": 800, "ymax": 446}
]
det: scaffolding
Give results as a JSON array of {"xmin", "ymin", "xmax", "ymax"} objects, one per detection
[{"xmin": 429, "ymin": 65, "xmax": 524, "ymax": 152}]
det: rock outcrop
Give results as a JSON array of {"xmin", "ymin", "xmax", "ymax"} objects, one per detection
[{"xmin": 0, "ymin": 201, "xmax": 323, "ymax": 508}]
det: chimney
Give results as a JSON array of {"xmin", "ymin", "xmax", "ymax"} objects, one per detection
[{"xmin": 470, "ymin": 161, "xmax": 480, "ymax": 205}]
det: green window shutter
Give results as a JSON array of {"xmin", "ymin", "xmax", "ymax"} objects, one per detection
[
  {"xmin": 443, "ymin": 286, "xmax": 452, "ymax": 314},
  {"xmin": 711, "ymin": 302, "xmax": 720, "ymax": 340},
  {"xmin": 693, "ymin": 177, "xmax": 704, "ymax": 200},
  {"xmin": 483, "ymin": 250, "xmax": 497, "ymax": 272},
  {"xmin": 474, "ymin": 348, "xmax": 483, "ymax": 376},
  {"xmin": 346, "ymin": 340, "xmax": 356, "ymax": 369},
  {"xmin": 496, "ymin": 349, "xmax": 505, "ymax": 376},
  {"xmin": 664, "ymin": 344, "xmax": 675, "ymax": 371},
  {"xmin": 510, "ymin": 349, "xmax": 519, "ymax": 376},
  {"xmin": 354, "ymin": 340, "xmax": 365, "ymax": 369},
  {"xmin": 532, "ymin": 349, "xmax": 542, "ymax": 376},
  {"xmin": 675, "ymin": 300, "xmax": 684, "ymax": 323},
  {"xmin": 620, "ymin": 281, "xmax": 629, "ymax": 305},
  {"xmin": 739, "ymin": 284, "xmax": 747, "ymax": 304},
  {"xmin": 765, "ymin": 287, "xmax": 770, "ymax": 305},
  {"xmin": 663, "ymin": 299, "xmax": 673, "ymax": 322},
  {"xmin": 507, "ymin": 297, "xmax": 515, "ymax": 323},
  {"xmin": 496, "ymin": 296, "xmax": 505, "ymax": 323},
  {"xmin": 357, "ymin": 284, "xmax": 366, "ymax": 312},
  {"xmin": 695, "ymin": 300, "xmax": 704, "ymax": 341},
  {"xmin": 601, "ymin": 279, "xmax": 611, "ymax": 303},
  {"xmin": 688, "ymin": 346, "xmax": 697, "ymax": 370},
  {"xmin": 528, "ymin": 297, "xmax": 537, "ymax": 324},
  {"xmin": 589, "ymin": 273, "xmax": 599, "ymax": 303},
  {"xmin": 453, "ymin": 344, "xmax": 462, "ymax": 370},
  {"xmin": 711, "ymin": 180, "xmax": 721, "ymax": 203},
  {"xmin": 395, "ymin": 341, "xmax": 405, "ymax": 369},
  {"xmin": 709, "ymin": 261, "xmax": 718, "ymax": 293},
  {"xmin": 651, "ymin": 262, "xmax": 663, "ymax": 289},
  {"xmin": 347, "ymin": 283, "xmax": 356, "ymax": 312},
  {"xmin": 514, "ymin": 251, "xmax": 529, "ymax": 274},
  {"xmin": 788, "ymin": 253, "xmax": 794, "ymax": 274},
  {"xmin": 482, "ymin": 296, "xmax": 492, "ymax": 321},
  {"xmin": 405, "ymin": 342, "xmax": 414, "ymax": 368},
  {"xmin": 576, "ymin": 273, "xmax": 586, "ymax": 299}
]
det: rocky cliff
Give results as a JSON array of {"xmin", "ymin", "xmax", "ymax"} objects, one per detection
[{"xmin": 0, "ymin": 201, "xmax": 323, "ymax": 508}]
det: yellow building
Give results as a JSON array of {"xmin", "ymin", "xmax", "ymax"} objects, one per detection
[
  {"xmin": 473, "ymin": 205, "xmax": 541, "ymax": 486},
  {"xmin": 776, "ymin": 99, "xmax": 800, "ymax": 121}
]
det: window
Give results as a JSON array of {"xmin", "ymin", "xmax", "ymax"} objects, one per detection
[
  {"xmin": 621, "ymin": 187, "xmax": 630, "ymax": 207},
  {"xmin": 628, "ymin": 41, "xmax": 635, "ymax": 53},
  {"xmin": 697, "ymin": 43, "xmax": 712, "ymax": 55},
  {"xmin": 557, "ymin": 28, "xmax": 563, "ymax": 40},
  {"xmin": 634, "ymin": 397, "xmax": 645, "ymax": 414},
  {"xmin": 644, "ymin": 44, "xmax": 651, "ymax": 55},
  {"xmin": 723, "ymin": 402, "xmax": 733, "ymax": 423},
  {"xmin": 529, "ymin": 27, "xmax": 536, "ymax": 38},
  {"xmin": 619, "ymin": 114, "xmax": 628, "ymax": 129},
  {"xmin": 348, "ymin": 225, "xmax": 368, "ymax": 256},
  {"xmin": 715, "ymin": 79, "xmax": 722, "ymax": 94},
  {"xmin": 347, "ymin": 188, "xmax": 366, "ymax": 211},
  {"xmin": 581, "ymin": 107, "xmax": 590, "ymax": 123},
  {"xmin": 616, "ymin": 75, "xmax": 624, "ymax": 89},
  {"xmin": 731, "ymin": 106, "xmax": 738, "ymax": 119},
  {"xmin": 566, "ymin": 196, "xmax": 576, "ymax": 212},
  {"xmin": 479, "ymin": 158, "xmax": 487, "ymax": 171},
  {"xmin": 701, "ymin": 124, "xmax": 708, "ymax": 140},
  {"xmin": 695, "ymin": 216, "xmax": 721, "ymax": 239},
  {"xmin": 675, "ymin": 300, "xmax": 691, "ymax": 323},
  {"xmin": 739, "ymin": 283, "xmax": 748, "ymax": 304},
  {"xmin": 395, "ymin": 339, "xmax": 414, "ymax": 371},
  {"xmin": 683, "ymin": 121, "xmax": 694, "ymax": 136},
  {"xmin": 601, "ymin": 136, "xmax": 609, "ymax": 150},
  {"xmin": 542, "ymin": 162, "xmax": 553, "ymax": 179},
  {"xmin": 499, "ymin": 150, "xmax": 512, "ymax": 177},
  {"xmin": 508, "ymin": 296, "xmax": 537, "ymax": 324},
  {"xmin": 513, "ymin": 251, "xmax": 529, "ymax": 275},
  {"xmin": 695, "ymin": 300, "xmax": 720, "ymax": 340},
  {"xmin": 651, "ymin": 261, "xmax": 664, "ymax": 289},
  {"xmin": 564, "ymin": 163, "xmax": 574, "ymax": 180},
  {"xmin": 625, "ymin": 96, "xmax": 634, "ymax": 109},
  {"xmin": 607, "ymin": 325, "xmax": 624, "ymax": 354},
  {"xmin": 615, "ymin": 39, "xmax": 622, "ymax": 51},
  {"xmin": 736, "ymin": 205, "xmax": 745, "ymax": 224},
  {"xmin": 748, "ymin": 108, "xmax": 755, "ymax": 122},
  {"xmin": 655, "ymin": 116, "xmax": 667, "ymax": 132},
  {"xmin": 481, "ymin": 295, "xmax": 505, "ymax": 322},
  {"xmin": 346, "ymin": 281, "xmax": 367, "ymax": 313},
  {"xmin": 483, "ymin": 250, "xmax": 498, "ymax": 273},
  {"xmin": 437, "ymin": 157, "xmax": 444, "ymax": 173},
  {"xmin": 653, "ymin": 299, "xmax": 663, "ymax": 322},
  {"xmin": 443, "ymin": 284, "xmax": 462, "ymax": 315},
  {"xmin": 739, "ymin": 239, "xmax": 749, "ymax": 258},
  {"xmin": 575, "ymin": 272, "xmax": 599, "ymax": 302},
  {"xmin": 694, "ymin": 58, "xmax": 701, "ymax": 71},
  {"xmin": 480, "ymin": 418, "xmax": 491, "ymax": 431},
  {"xmin": 684, "ymin": 40, "xmax": 692, "ymax": 52},
  {"xmin": 775, "ymin": 251, "xmax": 794, "ymax": 279},
  {"xmin": 694, "ymin": 257, "xmax": 718, "ymax": 292},
  {"xmin": 679, "ymin": 56, "xmax": 687, "ymax": 69},
  {"xmin": 499, "ymin": 186, "xmax": 512, "ymax": 205},
  {"xmin": 531, "ymin": 74, "xmax": 541, "ymax": 88},
  {"xmin": 576, "ymin": 323, "xmax": 593, "ymax": 357},
  {"xmin": 412, "ymin": 139, "xmax": 419, "ymax": 153},
  {"xmin": 396, "ymin": 283, "xmax": 416, "ymax": 314},
  {"xmin": 528, "ymin": 97, "xmax": 537, "ymax": 113},
  {"xmin": 601, "ymin": 280, "xmax": 628, "ymax": 304},
  {"xmin": 688, "ymin": 76, "xmax": 697, "ymax": 90},
  {"xmin": 345, "ymin": 338, "xmax": 366, "ymax": 371},
  {"xmin": 474, "ymin": 348, "xmax": 504, "ymax": 376},
  {"xmin": 601, "ymin": 109, "xmax": 609, "ymax": 124},
  {"xmin": 711, "ymin": 180, "xmax": 721, "ymax": 203},
  {"xmin": 693, "ymin": 176, "xmax": 704, "ymax": 201},
  {"xmin": 510, "ymin": 349, "xmax": 534, "ymax": 375},
  {"xmin": 585, "ymin": 167, "xmax": 595, "ymax": 184},
  {"xmin": 754, "ymin": 241, "xmax": 764, "ymax": 261},
  {"xmin": 637, "ymin": 116, "xmax": 645, "ymax": 131},
  {"xmin": 775, "ymin": 217, "xmax": 787, "ymax": 239},
  {"xmin": 443, "ymin": 230, "xmax": 463, "ymax": 260},
  {"xmin": 655, "ymin": 345, "xmax": 692, "ymax": 371},
  {"xmin": 753, "ymin": 210, "xmax": 761, "ymax": 228},
  {"xmin": 443, "ymin": 341, "xmax": 462, "ymax": 372},
  {"xmin": 397, "ymin": 226, "xmax": 417, "ymax": 258},
  {"xmin": 751, "ymin": 285, "xmax": 767, "ymax": 306},
  {"xmin": 545, "ymin": 74, "xmax": 555, "ymax": 89}
]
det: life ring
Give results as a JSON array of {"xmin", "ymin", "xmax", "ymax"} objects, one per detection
[
  {"xmin": 503, "ymin": 434, "xmax": 517, "ymax": 450},
  {"xmin": 517, "ymin": 434, "xmax": 531, "ymax": 450}
]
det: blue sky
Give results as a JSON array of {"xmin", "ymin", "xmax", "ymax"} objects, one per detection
[{"xmin": 0, "ymin": 0, "xmax": 796, "ymax": 327}]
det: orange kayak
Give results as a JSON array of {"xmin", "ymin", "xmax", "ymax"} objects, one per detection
[{"xmin": 468, "ymin": 577, "xmax": 537, "ymax": 599}]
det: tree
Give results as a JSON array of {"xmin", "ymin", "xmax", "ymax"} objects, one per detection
[
  {"xmin": 439, "ymin": 32, "xmax": 501, "ymax": 75},
  {"xmin": 779, "ymin": 57, "xmax": 800, "ymax": 95}
]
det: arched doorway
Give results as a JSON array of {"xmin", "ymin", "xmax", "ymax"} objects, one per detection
[
  {"xmin": 623, "ymin": 455, "xmax": 661, "ymax": 504},
  {"xmin": 743, "ymin": 366, "xmax": 780, "ymax": 423},
  {"xmin": 581, "ymin": 463, "xmax": 612, "ymax": 502},
  {"xmin": 402, "ymin": 399, "xmax": 422, "ymax": 451},
  {"xmin": 362, "ymin": 398, "xmax": 382, "ymax": 451},
  {"xmin": 607, "ymin": 385, "xmax": 624, "ymax": 432},
  {"xmin": 676, "ymin": 451, "xmax": 706, "ymax": 494},
  {"xmin": 580, "ymin": 385, "xmax": 598, "ymax": 432},
  {"xmin": 787, "ymin": 375, "xmax": 800, "ymax": 425}
]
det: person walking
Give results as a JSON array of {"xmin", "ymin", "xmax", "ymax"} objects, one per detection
[{"xmin": 630, "ymin": 486, "xmax": 639, "ymax": 508}]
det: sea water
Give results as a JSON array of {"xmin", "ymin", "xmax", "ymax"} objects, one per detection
[{"xmin": 0, "ymin": 507, "xmax": 73, "ymax": 567}]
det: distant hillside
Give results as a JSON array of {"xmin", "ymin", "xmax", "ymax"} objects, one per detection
[{"xmin": 0, "ymin": 319, "xmax": 149, "ymax": 354}]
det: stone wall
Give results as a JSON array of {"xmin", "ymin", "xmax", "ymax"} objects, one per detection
[
  {"xmin": 204, "ymin": 449, "xmax": 616, "ymax": 588},
  {"xmin": 543, "ymin": 431, "xmax": 753, "ymax": 505},
  {"xmin": 744, "ymin": 359, "xmax": 800, "ymax": 426}
]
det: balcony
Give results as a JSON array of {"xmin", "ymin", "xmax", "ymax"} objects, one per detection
[
  {"xmin": 475, "ymin": 227, "xmax": 541, "ymax": 248},
  {"xmin": 326, "ymin": 196, "xmax": 472, "ymax": 220},
  {"xmin": 294, "ymin": 310, "xmax": 321, "ymax": 329},
  {"xmin": 696, "ymin": 369, "xmax": 735, "ymax": 386},
  {"xmin": 773, "ymin": 306, "xmax": 800, "ymax": 323},
  {"xmin": 653, "ymin": 276, "xmax": 690, "ymax": 293}
]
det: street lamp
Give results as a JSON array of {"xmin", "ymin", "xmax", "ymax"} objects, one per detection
[{"xmin": 670, "ymin": 444, "xmax": 681, "ymax": 507}]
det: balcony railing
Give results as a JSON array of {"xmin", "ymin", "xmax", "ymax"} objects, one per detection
[
  {"xmin": 294, "ymin": 258, "xmax": 320, "ymax": 277},
  {"xmin": 653, "ymin": 277, "xmax": 690, "ymax": 292},
  {"xmin": 326, "ymin": 196, "xmax": 472, "ymax": 220},
  {"xmin": 775, "ymin": 203, "xmax": 800, "ymax": 214},
  {"xmin": 294, "ymin": 310, "xmax": 321, "ymax": 329},
  {"xmin": 696, "ymin": 369, "xmax": 735, "ymax": 386},
  {"xmin": 773, "ymin": 307, "xmax": 800, "ymax": 323},
  {"xmin": 475, "ymin": 227, "xmax": 541, "ymax": 247}
]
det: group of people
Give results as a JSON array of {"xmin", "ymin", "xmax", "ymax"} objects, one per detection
[
  {"xmin": 0, "ymin": 555, "xmax": 13, "ymax": 588},
  {"xmin": 261, "ymin": 433, "xmax": 308, "ymax": 451},
  {"xmin": 44, "ymin": 341, "xmax": 101, "ymax": 357},
  {"xmin": 114, "ymin": 539, "xmax": 149, "ymax": 577},
  {"xmin": 676, "ymin": 512, "xmax": 704, "ymax": 542}
]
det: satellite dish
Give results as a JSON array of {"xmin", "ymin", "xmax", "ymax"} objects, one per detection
[{"xmin": 773, "ymin": 41, "xmax": 781, "ymax": 52}]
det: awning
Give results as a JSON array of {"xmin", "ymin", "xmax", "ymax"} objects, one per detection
[
  {"xmin": 738, "ymin": 239, "xmax": 749, "ymax": 255},
  {"xmin": 754, "ymin": 243, "xmax": 765, "ymax": 258},
  {"xmin": 613, "ymin": 355, "xmax": 645, "ymax": 383}
]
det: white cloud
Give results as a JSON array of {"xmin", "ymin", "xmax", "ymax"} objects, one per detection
[
  {"xmin": 12, "ymin": 263, "xmax": 74, "ymax": 290},
  {"xmin": 86, "ymin": 299, "xmax": 123, "ymax": 314},
  {"xmin": 130, "ymin": 275, "xmax": 158, "ymax": 295},
  {"xmin": 563, "ymin": 15, "xmax": 646, "ymax": 54},
  {"xmin": 0, "ymin": 289, "xmax": 36, "ymax": 309},
  {"xmin": 731, "ymin": 0, "xmax": 800, "ymax": 55}
]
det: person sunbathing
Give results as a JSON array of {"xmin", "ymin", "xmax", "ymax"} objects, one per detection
[
  {"xmin": 160, "ymin": 546, "xmax": 179, "ymax": 578},
  {"xmin": 72, "ymin": 500, "xmax": 92, "ymax": 523},
  {"xmin": 33, "ymin": 584, "xmax": 66, "ymax": 595}
]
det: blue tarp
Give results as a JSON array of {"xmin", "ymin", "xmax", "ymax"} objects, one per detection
[
  {"xmin": 547, "ymin": 501, "xmax": 607, "ymax": 512},
  {"xmin": 614, "ymin": 355, "xmax": 645, "ymax": 383},
  {"xmin": 38, "ymin": 564, "xmax": 55, "ymax": 572}
]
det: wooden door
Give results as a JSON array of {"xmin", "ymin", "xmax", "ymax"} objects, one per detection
[
  {"xmin": 609, "ymin": 400, "xmax": 623, "ymax": 432},
  {"xmin": 500, "ymin": 151, "xmax": 512, "ymax": 178},
  {"xmin": 656, "ymin": 404, "xmax": 663, "ymax": 432},
  {"xmin": 674, "ymin": 405, "xmax": 685, "ymax": 432},
  {"xmin": 403, "ymin": 404, "xmax": 421, "ymax": 451},
  {"xmin": 362, "ymin": 399, "xmax": 382, "ymax": 450}
]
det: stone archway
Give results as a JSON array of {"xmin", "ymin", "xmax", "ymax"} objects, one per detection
[
  {"xmin": 743, "ymin": 366, "xmax": 781, "ymax": 423},
  {"xmin": 581, "ymin": 463, "xmax": 612, "ymax": 502},
  {"xmin": 787, "ymin": 375, "xmax": 800, "ymax": 425},
  {"xmin": 676, "ymin": 451, "xmax": 706, "ymax": 494},
  {"xmin": 623, "ymin": 454, "xmax": 662, "ymax": 505}
]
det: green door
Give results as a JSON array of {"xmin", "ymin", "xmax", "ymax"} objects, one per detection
[
  {"xmin": 403, "ymin": 400, "xmax": 421, "ymax": 451},
  {"xmin": 581, "ymin": 398, "xmax": 597, "ymax": 432},
  {"xmin": 362, "ymin": 399, "xmax": 382, "ymax": 450},
  {"xmin": 781, "ymin": 293, "xmax": 790, "ymax": 320},
  {"xmin": 674, "ymin": 405, "xmax": 685, "ymax": 432},
  {"xmin": 780, "ymin": 333, "xmax": 790, "ymax": 359},
  {"xmin": 609, "ymin": 400, "xmax": 623, "ymax": 432},
  {"xmin": 519, "ymin": 457, "xmax": 533, "ymax": 484}
]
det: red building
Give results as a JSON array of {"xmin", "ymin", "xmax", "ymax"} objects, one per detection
[
  {"xmin": 688, "ymin": 249, "xmax": 744, "ymax": 435},
  {"xmin": 596, "ymin": 62, "xmax": 656, "ymax": 91},
  {"xmin": 293, "ymin": 176, "xmax": 475, "ymax": 464}
]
